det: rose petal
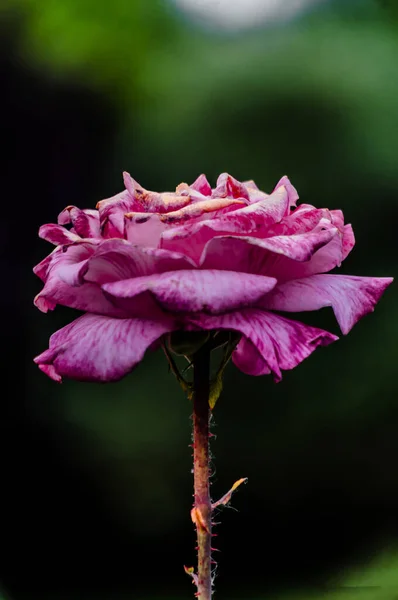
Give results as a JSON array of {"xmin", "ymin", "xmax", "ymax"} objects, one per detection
[
  {"xmin": 124, "ymin": 172, "xmax": 192, "ymax": 213},
  {"xmin": 283, "ymin": 223, "xmax": 355, "ymax": 278},
  {"xmin": 97, "ymin": 189, "xmax": 139, "ymax": 237},
  {"xmin": 39, "ymin": 224, "xmax": 81, "ymax": 246},
  {"xmin": 259, "ymin": 274, "xmax": 393, "ymax": 334},
  {"xmin": 53, "ymin": 243, "xmax": 96, "ymax": 286},
  {"xmin": 58, "ymin": 206, "xmax": 101, "ymax": 238},
  {"xmin": 189, "ymin": 174, "xmax": 212, "ymax": 196},
  {"xmin": 34, "ymin": 277, "xmax": 124, "ymax": 316},
  {"xmin": 201, "ymin": 220, "xmax": 338, "ymax": 274},
  {"xmin": 34, "ymin": 244, "xmax": 123, "ymax": 315},
  {"xmin": 81, "ymin": 239, "xmax": 195, "ymax": 285},
  {"xmin": 33, "ymin": 247, "xmax": 61, "ymax": 282},
  {"xmin": 122, "ymin": 171, "xmax": 146, "ymax": 200},
  {"xmin": 124, "ymin": 196, "xmax": 247, "ymax": 250},
  {"xmin": 265, "ymin": 204, "xmax": 330, "ymax": 237},
  {"xmin": 34, "ymin": 241, "xmax": 97, "ymax": 289},
  {"xmin": 37, "ymin": 363, "xmax": 62, "ymax": 383},
  {"xmin": 243, "ymin": 179, "xmax": 259, "ymax": 190},
  {"xmin": 274, "ymin": 175, "xmax": 299, "ymax": 208},
  {"xmin": 341, "ymin": 224, "xmax": 355, "ymax": 261},
  {"xmin": 175, "ymin": 181, "xmax": 209, "ymax": 202},
  {"xmin": 34, "ymin": 313, "xmax": 176, "ymax": 382},
  {"xmin": 124, "ymin": 213, "xmax": 168, "ymax": 247},
  {"xmin": 161, "ymin": 185, "xmax": 291, "ymax": 262},
  {"xmin": 184, "ymin": 309, "xmax": 337, "ymax": 381},
  {"xmin": 102, "ymin": 270, "xmax": 278, "ymax": 316},
  {"xmin": 158, "ymin": 197, "xmax": 247, "ymax": 224},
  {"xmin": 212, "ymin": 173, "xmax": 250, "ymax": 200}
]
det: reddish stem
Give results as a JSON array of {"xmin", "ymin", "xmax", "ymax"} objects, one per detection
[{"xmin": 192, "ymin": 347, "xmax": 212, "ymax": 599}]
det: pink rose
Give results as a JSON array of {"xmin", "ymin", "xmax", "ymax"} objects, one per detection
[{"xmin": 34, "ymin": 172, "xmax": 392, "ymax": 382}]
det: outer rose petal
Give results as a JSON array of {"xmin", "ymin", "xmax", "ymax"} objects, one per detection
[
  {"xmin": 51, "ymin": 243, "xmax": 96, "ymax": 286},
  {"xmin": 265, "ymin": 204, "xmax": 329, "ymax": 237},
  {"xmin": 34, "ymin": 276, "xmax": 125, "ymax": 316},
  {"xmin": 39, "ymin": 224, "xmax": 81, "ymax": 246},
  {"xmin": 184, "ymin": 309, "xmax": 337, "ymax": 381},
  {"xmin": 102, "ymin": 270, "xmax": 277, "ymax": 315},
  {"xmin": 81, "ymin": 239, "xmax": 196, "ymax": 285},
  {"xmin": 259, "ymin": 274, "xmax": 393, "ymax": 334},
  {"xmin": 34, "ymin": 243, "xmax": 123, "ymax": 315},
  {"xmin": 341, "ymin": 224, "xmax": 355, "ymax": 261},
  {"xmin": 283, "ymin": 223, "xmax": 355, "ymax": 279},
  {"xmin": 201, "ymin": 221, "xmax": 338, "ymax": 273},
  {"xmin": 58, "ymin": 206, "xmax": 101, "ymax": 238},
  {"xmin": 33, "ymin": 247, "xmax": 61, "ymax": 282},
  {"xmin": 34, "ymin": 240, "xmax": 100, "ymax": 288},
  {"xmin": 34, "ymin": 313, "xmax": 176, "ymax": 382},
  {"xmin": 262, "ymin": 206, "xmax": 354, "ymax": 274}
]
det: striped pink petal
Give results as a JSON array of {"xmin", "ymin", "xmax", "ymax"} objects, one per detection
[
  {"xmin": 34, "ymin": 243, "xmax": 123, "ymax": 315},
  {"xmin": 34, "ymin": 313, "xmax": 176, "ymax": 382},
  {"xmin": 124, "ymin": 171, "xmax": 192, "ymax": 213},
  {"xmin": 34, "ymin": 276, "xmax": 124, "ymax": 316},
  {"xmin": 184, "ymin": 309, "xmax": 337, "ymax": 381},
  {"xmin": 212, "ymin": 173, "xmax": 250, "ymax": 200},
  {"xmin": 189, "ymin": 174, "xmax": 212, "ymax": 196},
  {"xmin": 97, "ymin": 190, "xmax": 139, "ymax": 237},
  {"xmin": 33, "ymin": 247, "xmax": 61, "ymax": 282},
  {"xmin": 39, "ymin": 224, "xmax": 81, "ymax": 246},
  {"xmin": 58, "ymin": 206, "xmax": 101, "ymax": 239},
  {"xmin": 124, "ymin": 213, "xmax": 168, "ymax": 247},
  {"xmin": 273, "ymin": 175, "xmax": 299, "ymax": 209},
  {"xmin": 201, "ymin": 220, "xmax": 338, "ymax": 274},
  {"xmin": 81, "ymin": 239, "xmax": 195, "ymax": 285},
  {"xmin": 161, "ymin": 185, "xmax": 291, "ymax": 262},
  {"xmin": 259, "ymin": 274, "xmax": 393, "ymax": 334},
  {"xmin": 102, "ymin": 270, "xmax": 277, "ymax": 316}
]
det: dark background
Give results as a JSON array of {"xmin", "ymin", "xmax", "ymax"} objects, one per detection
[{"xmin": 1, "ymin": 1, "xmax": 397, "ymax": 599}]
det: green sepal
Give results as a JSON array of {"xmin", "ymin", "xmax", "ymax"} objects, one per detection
[
  {"xmin": 167, "ymin": 331, "xmax": 211, "ymax": 357},
  {"xmin": 208, "ymin": 331, "xmax": 241, "ymax": 409}
]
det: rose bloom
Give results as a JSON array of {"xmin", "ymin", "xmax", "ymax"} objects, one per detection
[{"xmin": 34, "ymin": 172, "xmax": 392, "ymax": 383}]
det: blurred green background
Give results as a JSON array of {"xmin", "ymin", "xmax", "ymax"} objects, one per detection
[{"xmin": 1, "ymin": 0, "xmax": 397, "ymax": 598}]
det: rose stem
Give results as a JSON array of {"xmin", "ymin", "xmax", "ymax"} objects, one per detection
[{"xmin": 192, "ymin": 346, "xmax": 212, "ymax": 599}]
